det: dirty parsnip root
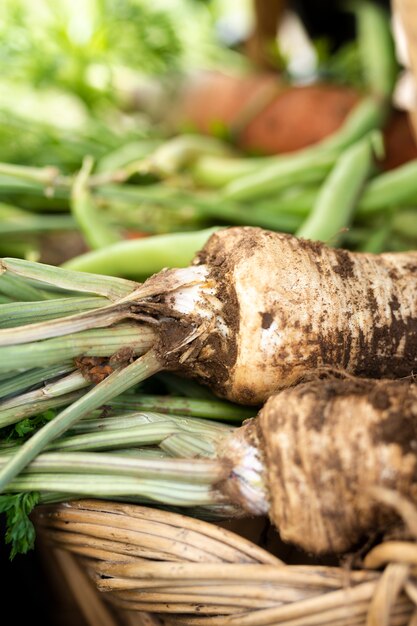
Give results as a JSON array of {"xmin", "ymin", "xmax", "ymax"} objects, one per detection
[
  {"xmin": 3, "ymin": 376, "xmax": 417, "ymax": 556},
  {"xmin": 0, "ymin": 226, "xmax": 416, "ymax": 492},
  {"xmin": 220, "ymin": 376, "xmax": 417, "ymax": 554}
]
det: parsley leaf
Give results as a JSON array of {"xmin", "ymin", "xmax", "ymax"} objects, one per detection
[{"xmin": 0, "ymin": 492, "xmax": 41, "ymax": 559}]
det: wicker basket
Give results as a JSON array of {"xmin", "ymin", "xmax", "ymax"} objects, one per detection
[{"xmin": 33, "ymin": 498, "xmax": 417, "ymax": 626}]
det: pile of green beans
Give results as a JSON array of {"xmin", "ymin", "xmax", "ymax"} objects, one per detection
[{"xmin": 0, "ymin": 0, "xmax": 414, "ymax": 274}]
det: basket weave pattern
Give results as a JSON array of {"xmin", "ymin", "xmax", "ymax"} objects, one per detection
[{"xmin": 34, "ymin": 499, "xmax": 417, "ymax": 626}]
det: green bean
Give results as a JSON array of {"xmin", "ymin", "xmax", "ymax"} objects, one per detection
[
  {"xmin": 0, "ymin": 203, "xmax": 75, "ymax": 235},
  {"xmin": 71, "ymin": 156, "xmax": 121, "ymax": 250},
  {"xmin": 314, "ymin": 96, "xmax": 387, "ymax": 152},
  {"xmin": 354, "ymin": 1, "xmax": 398, "ymax": 100},
  {"xmin": 391, "ymin": 208, "xmax": 417, "ymax": 241},
  {"xmin": 296, "ymin": 134, "xmax": 375, "ymax": 245},
  {"xmin": 95, "ymin": 139, "xmax": 163, "ymax": 174},
  {"xmin": 223, "ymin": 152, "xmax": 336, "ymax": 202},
  {"xmin": 63, "ymin": 227, "xmax": 219, "ymax": 278},
  {"xmin": 199, "ymin": 97, "xmax": 385, "ymax": 199},
  {"xmin": 358, "ymin": 160, "xmax": 417, "ymax": 213},
  {"xmin": 137, "ymin": 134, "xmax": 234, "ymax": 178},
  {"xmin": 358, "ymin": 221, "xmax": 392, "ymax": 253},
  {"xmin": 191, "ymin": 155, "xmax": 265, "ymax": 188},
  {"xmin": 259, "ymin": 160, "xmax": 417, "ymax": 219}
]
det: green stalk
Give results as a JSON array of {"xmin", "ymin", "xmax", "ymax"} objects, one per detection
[
  {"xmin": 0, "ymin": 363, "xmax": 74, "ymax": 400},
  {"xmin": 0, "ymin": 392, "xmax": 84, "ymax": 429},
  {"xmin": 0, "ymin": 349, "xmax": 163, "ymax": 492},
  {"xmin": 69, "ymin": 411, "xmax": 233, "ymax": 437},
  {"xmin": 0, "ymin": 323, "xmax": 155, "ymax": 371},
  {"xmin": 160, "ymin": 433, "xmax": 217, "ymax": 458},
  {"xmin": 135, "ymin": 134, "xmax": 233, "ymax": 178},
  {"xmin": 108, "ymin": 394, "xmax": 254, "ymax": 421},
  {"xmin": 1, "ymin": 257, "xmax": 137, "ymax": 300},
  {"xmin": 0, "ymin": 163, "xmax": 68, "ymax": 187},
  {"xmin": 0, "ymin": 371, "xmax": 90, "ymax": 427},
  {"xmin": 0, "ymin": 451, "xmax": 225, "ymax": 483},
  {"xmin": 354, "ymin": 1, "xmax": 398, "ymax": 100},
  {"xmin": 71, "ymin": 156, "xmax": 121, "ymax": 249},
  {"xmin": 63, "ymin": 227, "xmax": 219, "ymax": 277},
  {"xmin": 296, "ymin": 134, "xmax": 376, "ymax": 244},
  {"xmin": 0, "ymin": 296, "xmax": 109, "ymax": 329},
  {"xmin": 358, "ymin": 160, "xmax": 417, "ymax": 214},
  {"xmin": 223, "ymin": 152, "xmax": 336, "ymax": 202},
  {"xmin": 48, "ymin": 422, "xmax": 182, "ymax": 452},
  {"xmin": 0, "ymin": 273, "xmax": 49, "ymax": 302},
  {"xmin": 5, "ymin": 474, "xmax": 217, "ymax": 506},
  {"xmin": 0, "ymin": 203, "xmax": 75, "ymax": 235},
  {"xmin": 191, "ymin": 155, "xmax": 265, "ymax": 188}
]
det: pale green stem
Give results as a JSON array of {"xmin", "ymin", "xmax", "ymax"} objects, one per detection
[
  {"xmin": 0, "ymin": 323, "xmax": 156, "ymax": 371},
  {"xmin": 0, "ymin": 391, "xmax": 85, "ymax": 428},
  {"xmin": 296, "ymin": 134, "xmax": 375, "ymax": 244},
  {"xmin": 0, "ymin": 349, "xmax": 163, "ymax": 492},
  {"xmin": 0, "ymin": 296, "xmax": 109, "ymax": 329},
  {"xmin": 63, "ymin": 227, "xmax": 219, "ymax": 277},
  {"xmin": 0, "ymin": 162, "xmax": 67, "ymax": 186},
  {"xmin": 5, "ymin": 474, "xmax": 217, "ymax": 506},
  {"xmin": 0, "ymin": 257, "xmax": 137, "ymax": 300},
  {"xmin": 71, "ymin": 155, "xmax": 121, "ymax": 249},
  {"xmin": 0, "ymin": 452, "xmax": 224, "ymax": 483},
  {"xmin": 135, "ymin": 134, "xmax": 233, "ymax": 178},
  {"xmin": 0, "ymin": 371, "xmax": 90, "ymax": 427},
  {"xmin": 71, "ymin": 411, "xmax": 235, "ymax": 435},
  {"xmin": 160, "ymin": 433, "xmax": 217, "ymax": 458},
  {"xmin": 0, "ymin": 274, "xmax": 49, "ymax": 302},
  {"xmin": 0, "ymin": 363, "xmax": 74, "ymax": 401},
  {"xmin": 108, "ymin": 393, "xmax": 254, "ymax": 421},
  {"xmin": 48, "ymin": 422, "xmax": 181, "ymax": 452}
]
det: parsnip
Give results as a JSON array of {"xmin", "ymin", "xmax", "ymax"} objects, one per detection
[
  {"xmin": 220, "ymin": 376, "xmax": 417, "ymax": 554},
  {"xmin": 1, "ymin": 226, "xmax": 417, "ymax": 407},
  {"xmin": 136, "ymin": 226, "xmax": 417, "ymax": 404}
]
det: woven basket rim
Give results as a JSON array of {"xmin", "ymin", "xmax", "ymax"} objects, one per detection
[{"xmin": 34, "ymin": 499, "xmax": 417, "ymax": 626}]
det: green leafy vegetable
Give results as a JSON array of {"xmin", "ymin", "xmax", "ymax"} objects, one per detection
[{"xmin": 0, "ymin": 492, "xmax": 41, "ymax": 559}]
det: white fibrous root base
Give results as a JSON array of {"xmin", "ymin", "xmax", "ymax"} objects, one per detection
[
  {"xmin": 219, "ymin": 425, "xmax": 269, "ymax": 516},
  {"xmin": 166, "ymin": 265, "xmax": 229, "ymax": 339}
]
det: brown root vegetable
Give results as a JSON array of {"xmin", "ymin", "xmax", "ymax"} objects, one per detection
[
  {"xmin": 145, "ymin": 226, "xmax": 417, "ymax": 404},
  {"xmin": 218, "ymin": 375, "xmax": 417, "ymax": 554},
  {"xmin": 174, "ymin": 71, "xmax": 417, "ymax": 169},
  {"xmin": 175, "ymin": 71, "xmax": 360, "ymax": 155}
]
